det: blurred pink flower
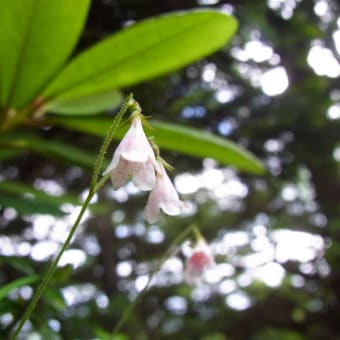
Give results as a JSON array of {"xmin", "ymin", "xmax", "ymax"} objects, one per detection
[
  {"xmin": 103, "ymin": 115, "xmax": 156, "ymax": 190},
  {"xmin": 144, "ymin": 162, "xmax": 184, "ymax": 223},
  {"xmin": 185, "ymin": 239, "xmax": 215, "ymax": 284}
]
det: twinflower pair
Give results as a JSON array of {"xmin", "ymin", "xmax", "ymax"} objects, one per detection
[{"xmin": 103, "ymin": 106, "xmax": 184, "ymax": 224}]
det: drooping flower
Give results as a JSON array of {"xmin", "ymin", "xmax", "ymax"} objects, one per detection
[
  {"xmin": 103, "ymin": 114, "xmax": 156, "ymax": 191},
  {"xmin": 144, "ymin": 161, "xmax": 184, "ymax": 223},
  {"xmin": 184, "ymin": 238, "xmax": 215, "ymax": 284}
]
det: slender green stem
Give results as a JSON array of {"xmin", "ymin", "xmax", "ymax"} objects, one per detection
[
  {"xmin": 12, "ymin": 92, "xmax": 133, "ymax": 338},
  {"xmin": 91, "ymin": 93, "xmax": 133, "ymax": 187},
  {"xmin": 111, "ymin": 224, "xmax": 196, "ymax": 337},
  {"xmin": 13, "ymin": 171, "xmax": 111, "ymax": 339},
  {"xmin": 94, "ymin": 172, "xmax": 111, "ymax": 193},
  {"xmin": 12, "ymin": 188, "xmax": 95, "ymax": 339}
]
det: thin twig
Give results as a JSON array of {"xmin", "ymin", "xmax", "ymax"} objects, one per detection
[{"xmin": 111, "ymin": 224, "xmax": 196, "ymax": 337}]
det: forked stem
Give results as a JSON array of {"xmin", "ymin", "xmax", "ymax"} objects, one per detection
[{"xmin": 12, "ymin": 94, "xmax": 133, "ymax": 339}]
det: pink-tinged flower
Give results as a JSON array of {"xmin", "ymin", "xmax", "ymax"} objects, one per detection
[
  {"xmin": 184, "ymin": 239, "xmax": 215, "ymax": 284},
  {"xmin": 103, "ymin": 115, "xmax": 156, "ymax": 191},
  {"xmin": 144, "ymin": 162, "xmax": 184, "ymax": 223}
]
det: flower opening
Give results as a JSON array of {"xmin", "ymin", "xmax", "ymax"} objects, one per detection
[
  {"xmin": 144, "ymin": 161, "xmax": 184, "ymax": 223},
  {"xmin": 184, "ymin": 239, "xmax": 215, "ymax": 284},
  {"xmin": 103, "ymin": 115, "xmax": 157, "ymax": 191}
]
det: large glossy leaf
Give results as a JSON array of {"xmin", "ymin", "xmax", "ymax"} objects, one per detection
[
  {"xmin": 46, "ymin": 89, "xmax": 123, "ymax": 115},
  {"xmin": 0, "ymin": 0, "xmax": 90, "ymax": 108},
  {"xmin": 150, "ymin": 121, "xmax": 265, "ymax": 175},
  {"xmin": 42, "ymin": 10, "xmax": 238, "ymax": 102},
  {"xmin": 50, "ymin": 116, "xmax": 265, "ymax": 174}
]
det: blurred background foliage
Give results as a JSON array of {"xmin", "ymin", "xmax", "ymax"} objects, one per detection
[{"xmin": 1, "ymin": 0, "xmax": 340, "ymax": 339}]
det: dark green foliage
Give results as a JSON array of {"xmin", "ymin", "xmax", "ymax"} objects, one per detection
[{"xmin": 1, "ymin": 0, "xmax": 340, "ymax": 339}]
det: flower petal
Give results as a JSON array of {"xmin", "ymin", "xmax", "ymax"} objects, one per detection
[
  {"xmin": 103, "ymin": 146, "xmax": 121, "ymax": 176},
  {"xmin": 120, "ymin": 117, "xmax": 155, "ymax": 163},
  {"xmin": 110, "ymin": 159, "xmax": 130, "ymax": 189},
  {"xmin": 144, "ymin": 161, "xmax": 184, "ymax": 222},
  {"xmin": 104, "ymin": 115, "xmax": 158, "ymax": 192},
  {"xmin": 144, "ymin": 190, "xmax": 161, "ymax": 224},
  {"xmin": 160, "ymin": 200, "xmax": 181, "ymax": 216},
  {"xmin": 132, "ymin": 160, "xmax": 156, "ymax": 191},
  {"xmin": 158, "ymin": 170, "xmax": 182, "ymax": 216}
]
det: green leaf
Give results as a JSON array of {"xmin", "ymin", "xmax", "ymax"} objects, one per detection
[
  {"xmin": 94, "ymin": 328, "xmax": 112, "ymax": 340},
  {"xmin": 0, "ymin": 275, "xmax": 39, "ymax": 301},
  {"xmin": 36, "ymin": 323, "xmax": 63, "ymax": 340},
  {"xmin": 0, "ymin": 193, "xmax": 66, "ymax": 216},
  {"xmin": 53, "ymin": 264, "xmax": 74, "ymax": 283},
  {"xmin": 44, "ymin": 286, "xmax": 67, "ymax": 311},
  {"xmin": 29, "ymin": 138, "xmax": 98, "ymax": 168},
  {"xmin": 0, "ymin": 0, "xmax": 90, "ymax": 108},
  {"xmin": 0, "ymin": 180, "xmax": 79, "ymax": 206},
  {"xmin": 50, "ymin": 116, "xmax": 265, "ymax": 174},
  {"xmin": 46, "ymin": 89, "xmax": 123, "ymax": 115},
  {"xmin": 1, "ymin": 134, "xmax": 99, "ymax": 169},
  {"xmin": 42, "ymin": 10, "xmax": 237, "ymax": 101},
  {"xmin": 0, "ymin": 148, "xmax": 21, "ymax": 161},
  {"xmin": 94, "ymin": 331, "xmax": 127, "ymax": 340},
  {"xmin": 0, "ymin": 256, "xmax": 35, "ymax": 275},
  {"xmin": 0, "ymin": 179, "xmax": 106, "ymax": 216},
  {"xmin": 152, "ymin": 121, "xmax": 265, "ymax": 175}
]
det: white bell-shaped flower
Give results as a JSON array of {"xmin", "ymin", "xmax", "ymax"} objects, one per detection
[
  {"xmin": 184, "ymin": 238, "xmax": 215, "ymax": 284},
  {"xmin": 144, "ymin": 162, "xmax": 184, "ymax": 223},
  {"xmin": 103, "ymin": 115, "xmax": 156, "ymax": 191}
]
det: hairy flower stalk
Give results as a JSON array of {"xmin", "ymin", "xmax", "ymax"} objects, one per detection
[
  {"xmin": 144, "ymin": 160, "xmax": 184, "ymax": 223},
  {"xmin": 103, "ymin": 112, "xmax": 157, "ymax": 191},
  {"xmin": 13, "ymin": 95, "xmax": 187, "ymax": 339},
  {"xmin": 12, "ymin": 94, "xmax": 134, "ymax": 340}
]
